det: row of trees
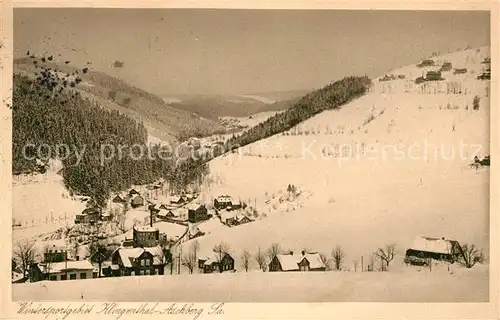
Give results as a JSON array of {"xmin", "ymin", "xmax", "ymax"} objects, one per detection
[
  {"xmin": 221, "ymin": 76, "xmax": 372, "ymax": 154},
  {"xmin": 176, "ymin": 240, "xmax": 486, "ymax": 275}
]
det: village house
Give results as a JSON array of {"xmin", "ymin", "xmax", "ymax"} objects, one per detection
[
  {"xmin": 112, "ymin": 195, "xmax": 126, "ymax": 204},
  {"xmin": 74, "ymin": 207, "xmax": 100, "ymax": 224},
  {"xmin": 213, "ymin": 195, "xmax": 233, "ymax": 210},
  {"xmin": 188, "ymin": 224, "xmax": 205, "ymax": 240},
  {"xmin": 198, "ymin": 252, "xmax": 235, "ymax": 273},
  {"xmin": 220, "ymin": 211, "xmax": 252, "ymax": 226},
  {"xmin": 404, "ymin": 236, "xmax": 464, "ymax": 266},
  {"xmin": 170, "ymin": 195, "xmax": 185, "ymax": 205},
  {"xmin": 454, "ymin": 68, "xmax": 468, "ymax": 75},
  {"xmin": 188, "ymin": 203, "xmax": 209, "ymax": 223},
  {"xmin": 133, "ymin": 226, "xmax": 160, "ymax": 247},
  {"xmin": 269, "ymin": 251, "xmax": 326, "ymax": 272},
  {"xmin": 129, "ymin": 189, "xmax": 140, "ymax": 196},
  {"xmin": 440, "ymin": 61, "xmax": 453, "ymax": 72},
  {"xmin": 130, "ymin": 194, "xmax": 145, "ymax": 208},
  {"xmin": 30, "ymin": 260, "xmax": 95, "ymax": 281},
  {"xmin": 425, "ymin": 70, "xmax": 443, "ymax": 81},
  {"xmin": 30, "ymin": 242, "xmax": 94, "ymax": 282},
  {"xmin": 110, "ymin": 246, "xmax": 167, "ymax": 276}
]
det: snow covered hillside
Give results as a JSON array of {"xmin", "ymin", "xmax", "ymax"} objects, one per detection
[
  {"xmin": 12, "ymin": 160, "xmax": 87, "ymax": 244},
  {"xmin": 191, "ymin": 47, "xmax": 491, "ymax": 269}
]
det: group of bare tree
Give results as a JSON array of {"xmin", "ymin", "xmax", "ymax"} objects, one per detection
[{"xmin": 13, "ymin": 239, "xmax": 38, "ymax": 279}]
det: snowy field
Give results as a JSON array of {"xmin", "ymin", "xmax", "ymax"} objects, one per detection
[
  {"xmin": 12, "ymin": 161, "xmax": 86, "ymax": 245},
  {"xmin": 192, "ymin": 47, "xmax": 490, "ymax": 272},
  {"xmin": 13, "ymin": 264, "xmax": 488, "ymax": 302}
]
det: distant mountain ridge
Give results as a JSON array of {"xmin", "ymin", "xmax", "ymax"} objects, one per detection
[
  {"xmin": 163, "ymin": 90, "xmax": 309, "ymax": 120},
  {"xmin": 13, "ymin": 57, "xmax": 225, "ymax": 143}
]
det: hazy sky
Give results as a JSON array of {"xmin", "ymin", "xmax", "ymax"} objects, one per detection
[{"xmin": 14, "ymin": 9, "xmax": 490, "ymax": 96}]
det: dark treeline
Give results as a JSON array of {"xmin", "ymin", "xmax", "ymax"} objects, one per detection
[
  {"xmin": 224, "ymin": 76, "xmax": 372, "ymax": 151},
  {"xmin": 12, "ymin": 73, "xmax": 208, "ymax": 207}
]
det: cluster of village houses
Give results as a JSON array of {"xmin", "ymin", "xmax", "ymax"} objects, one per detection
[
  {"xmin": 16, "ymin": 184, "xmax": 469, "ymax": 283},
  {"xmin": 21, "ymin": 219, "xmax": 466, "ymax": 282}
]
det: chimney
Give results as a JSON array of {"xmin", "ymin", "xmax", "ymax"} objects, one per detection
[{"xmin": 301, "ymin": 250, "xmax": 305, "ymax": 256}]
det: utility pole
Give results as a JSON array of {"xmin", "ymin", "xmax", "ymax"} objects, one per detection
[{"xmin": 178, "ymin": 245, "xmax": 182, "ymax": 275}]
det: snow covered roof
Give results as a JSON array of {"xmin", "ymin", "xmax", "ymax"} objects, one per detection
[
  {"xmin": 134, "ymin": 226, "xmax": 157, "ymax": 232},
  {"xmin": 275, "ymin": 252, "xmax": 326, "ymax": 271},
  {"xmin": 235, "ymin": 214, "xmax": 250, "ymax": 222},
  {"xmin": 41, "ymin": 260, "xmax": 94, "ymax": 274},
  {"xmin": 220, "ymin": 210, "xmax": 238, "ymax": 221},
  {"xmin": 302, "ymin": 253, "xmax": 325, "ymax": 269},
  {"xmin": 216, "ymin": 195, "xmax": 232, "ymax": 203},
  {"xmin": 154, "ymin": 222, "xmax": 187, "ymax": 238},
  {"xmin": 115, "ymin": 246, "xmax": 165, "ymax": 268},
  {"xmin": 187, "ymin": 203, "xmax": 204, "ymax": 211},
  {"xmin": 409, "ymin": 236, "xmax": 457, "ymax": 255},
  {"xmin": 276, "ymin": 254, "xmax": 301, "ymax": 271},
  {"xmin": 170, "ymin": 196, "xmax": 183, "ymax": 203}
]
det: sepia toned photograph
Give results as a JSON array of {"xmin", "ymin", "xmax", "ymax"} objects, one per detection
[{"xmin": 8, "ymin": 7, "xmax": 492, "ymax": 304}]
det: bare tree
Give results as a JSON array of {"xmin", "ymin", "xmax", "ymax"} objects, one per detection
[
  {"xmin": 374, "ymin": 244, "xmax": 396, "ymax": 271},
  {"xmin": 332, "ymin": 245, "xmax": 345, "ymax": 271},
  {"xmin": 89, "ymin": 241, "xmax": 111, "ymax": 278},
  {"xmin": 157, "ymin": 245, "xmax": 172, "ymax": 275},
  {"xmin": 181, "ymin": 251, "xmax": 196, "ymax": 274},
  {"xmin": 192, "ymin": 240, "xmax": 200, "ymax": 264},
  {"xmin": 242, "ymin": 250, "xmax": 251, "ymax": 272},
  {"xmin": 117, "ymin": 213, "xmax": 127, "ymax": 233},
  {"xmin": 319, "ymin": 253, "xmax": 330, "ymax": 271},
  {"xmin": 13, "ymin": 239, "xmax": 37, "ymax": 279},
  {"xmin": 460, "ymin": 244, "xmax": 485, "ymax": 268},
  {"xmin": 213, "ymin": 242, "xmax": 230, "ymax": 273},
  {"xmin": 255, "ymin": 247, "xmax": 268, "ymax": 271},
  {"xmin": 267, "ymin": 243, "xmax": 282, "ymax": 262}
]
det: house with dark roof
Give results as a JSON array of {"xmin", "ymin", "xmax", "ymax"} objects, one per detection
[
  {"xmin": 112, "ymin": 195, "xmax": 126, "ymax": 203},
  {"xmin": 130, "ymin": 194, "xmax": 145, "ymax": 208},
  {"xmin": 74, "ymin": 207, "xmax": 100, "ymax": 224},
  {"xmin": 269, "ymin": 251, "xmax": 326, "ymax": 272}
]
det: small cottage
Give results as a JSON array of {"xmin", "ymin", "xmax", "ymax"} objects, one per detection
[
  {"xmin": 404, "ymin": 236, "xmax": 464, "ymax": 265},
  {"xmin": 130, "ymin": 195, "xmax": 145, "ymax": 208},
  {"xmin": 74, "ymin": 207, "xmax": 100, "ymax": 224},
  {"xmin": 129, "ymin": 189, "xmax": 140, "ymax": 196},
  {"xmin": 112, "ymin": 195, "xmax": 126, "ymax": 203},
  {"xmin": 198, "ymin": 253, "xmax": 235, "ymax": 273},
  {"xmin": 269, "ymin": 251, "xmax": 326, "ymax": 272},
  {"xmin": 170, "ymin": 195, "xmax": 185, "ymax": 205}
]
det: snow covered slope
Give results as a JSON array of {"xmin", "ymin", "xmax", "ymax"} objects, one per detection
[{"xmin": 192, "ymin": 47, "xmax": 490, "ymax": 269}]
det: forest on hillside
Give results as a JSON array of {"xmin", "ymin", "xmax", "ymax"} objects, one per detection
[
  {"xmin": 12, "ymin": 73, "xmax": 208, "ymax": 207},
  {"xmin": 224, "ymin": 76, "xmax": 372, "ymax": 151}
]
